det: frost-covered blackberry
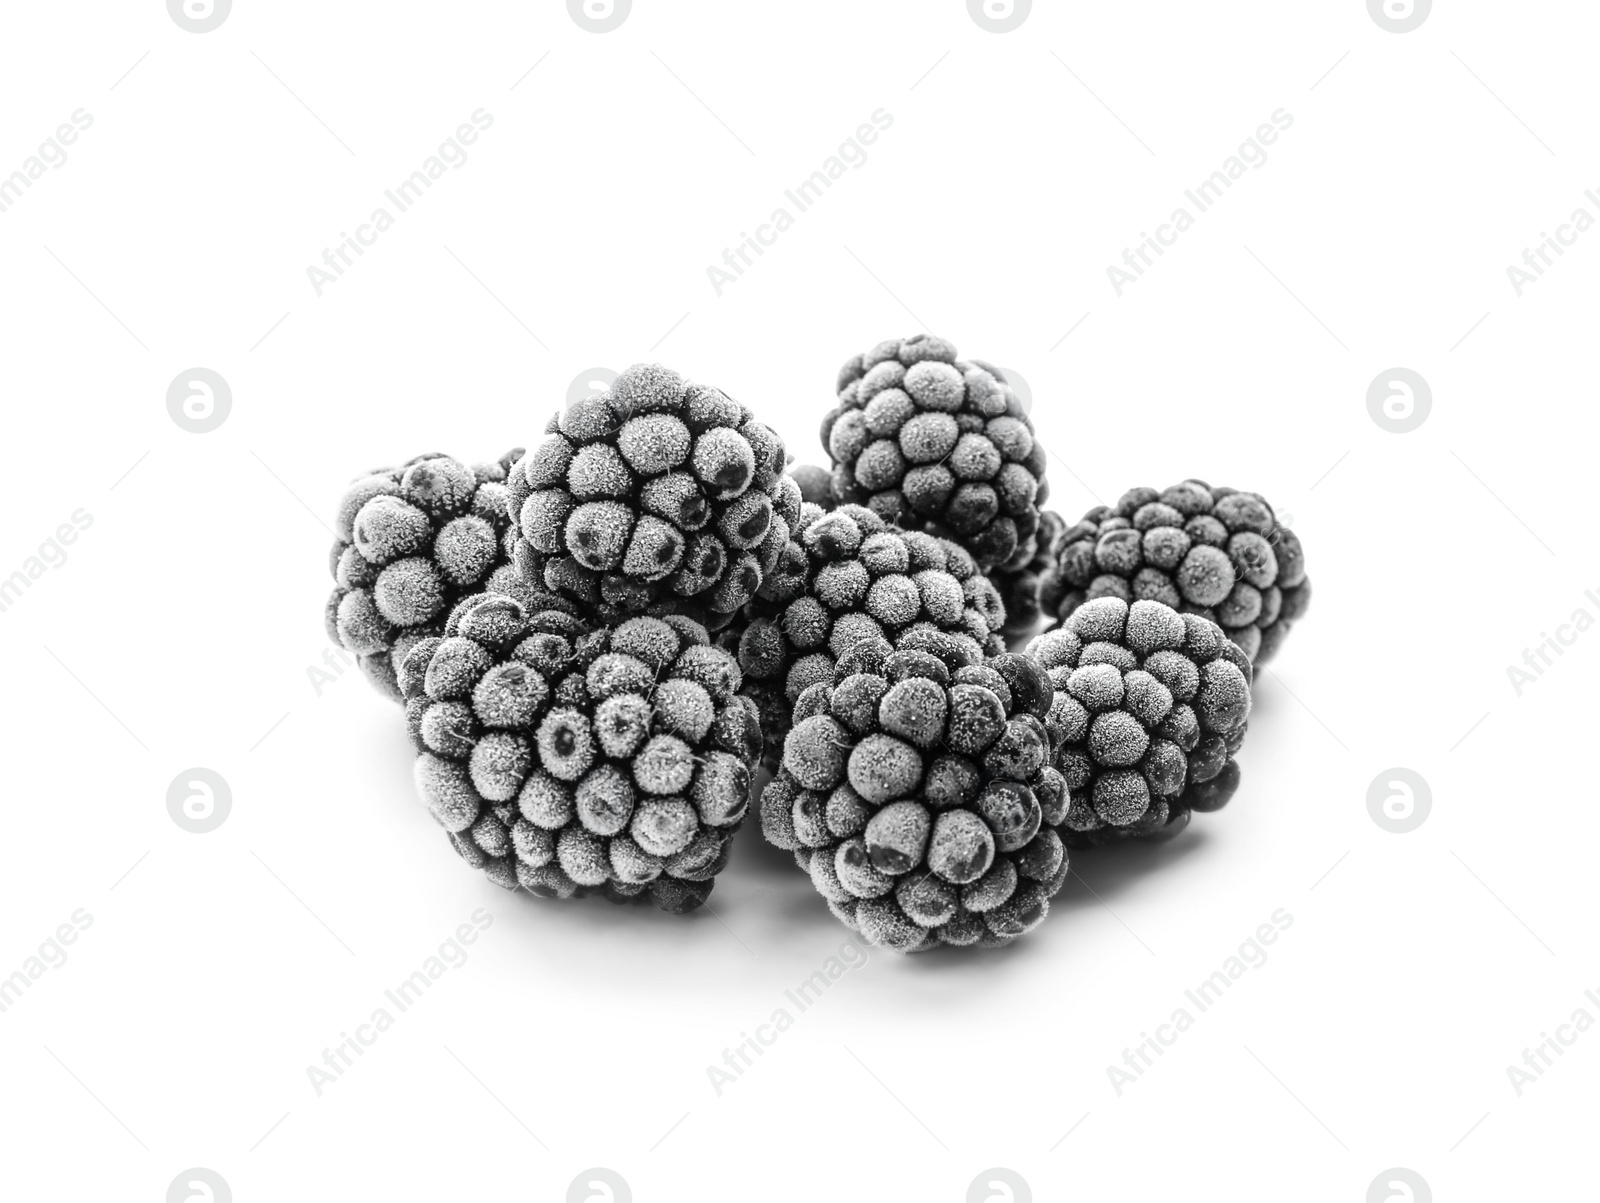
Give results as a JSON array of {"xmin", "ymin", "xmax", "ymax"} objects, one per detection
[
  {"xmin": 504, "ymin": 363, "xmax": 800, "ymax": 633},
  {"xmin": 728, "ymin": 502, "xmax": 1007, "ymax": 770},
  {"xmin": 822, "ymin": 335, "xmax": 1049, "ymax": 571},
  {"xmin": 760, "ymin": 647, "xmax": 1069, "ymax": 951},
  {"xmin": 993, "ymin": 510, "xmax": 1064, "ymax": 641},
  {"xmin": 1029, "ymin": 597, "xmax": 1251, "ymax": 846},
  {"xmin": 788, "ymin": 463, "xmax": 837, "ymax": 511},
  {"xmin": 403, "ymin": 592, "xmax": 762, "ymax": 912},
  {"xmin": 325, "ymin": 450, "xmax": 524, "ymax": 700},
  {"xmin": 1038, "ymin": 480, "xmax": 1309, "ymax": 664}
]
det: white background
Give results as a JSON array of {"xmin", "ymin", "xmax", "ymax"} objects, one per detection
[{"xmin": 1, "ymin": 1, "xmax": 1595, "ymax": 1200}]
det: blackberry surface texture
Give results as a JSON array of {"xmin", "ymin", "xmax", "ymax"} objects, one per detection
[
  {"xmin": 326, "ymin": 450, "xmax": 523, "ymax": 700},
  {"xmin": 1038, "ymin": 480, "xmax": 1309, "ymax": 663},
  {"xmin": 760, "ymin": 647, "xmax": 1069, "ymax": 951},
  {"xmin": 823, "ymin": 335, "xmax": 1049, "ymax": 571},
  {"xmin": 728, "ymin": 502, "xmax": 1007, "ymax": 771},
  {"xmin": 1028, "ymin": 597, "xmax": 1251, "ymax": 846},
  {"xmin": 788, "ymin": 463, "xmax": 837, "ymax": 511},
  {"xmin": 403, "ymin": 592, "xmax": 762, "ymax": 912},
  {"xmin": 994, "ymin": 509, "xmax": 1065, "ymax": 641},
  {"xmin": 504, "ymin": 363, "xmax": 799, "ymax": 633}
]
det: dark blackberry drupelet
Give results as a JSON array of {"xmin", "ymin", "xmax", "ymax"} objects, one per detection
[
  {"xmin": 1028, "ymin": 596, "xmax": 1251, "ymax": 846},
  {"xmin": 788, "ymin": 463, "xmax": 837, "ymax": 511},
  {"xmin": 503, "ymin": 363, "xmax": 800, "ymax": 634},
  {"xmin": 725, "ymin": 501, "xmax": 1008, "ymax": 771},
  {"xmin": 760, "ymin": 647, "xmax": 1069, "ymax": 951},
  {"xmin": 403, "ymin": 592, "xmax": 762, "ymax": 912},
  {"xmin": 822, "ymin": 335, "xmax": 1049, "ymax": 571},
  {"xmin": 993, "ymin": 510, "xmax": 1065, "ymax": 642},
  {"xmin": 1038, "ymin": 479, "xmax": 1309, "ymax": 664},
  {"xmin": 325, "ymin": 449, "xmax": 525, "ymax": 700}
]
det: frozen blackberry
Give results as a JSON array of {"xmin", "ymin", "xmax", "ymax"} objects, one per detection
[
  {"xmin": 1028, "ymin": 597, "xmax": 1251, "ymax": 846},
  {"xmin": 403, "ymin": 593, "xmax": 762, "ymax": 912},
  {"xmin": 993, "ymin": 510, "xmax": 1065, "ymax": 641},
  {"xmin": 822, "ymin": 335, "xmax": 1049, "ymax": 570},
  {"xmin": 726, "ymin": 501, "xmax": 1008, "ymax": 770},
  {"xmin": 760, "ymin": 648, "xmax": 1069, "ymax": 951},
  {"xmin": 325, "ymin": 449, "xmax": 524, "ymax": 700},
  {"xmin": 503, "ymin": 363, "xmax": 800, "ymax": 634},
  {"xmin": 1038, "ymin": 480, "xmax": 1309, "ymax": 664},
  {"xmin": 789, "ymin": 463, "xmax": 837, "ymax": 511}
]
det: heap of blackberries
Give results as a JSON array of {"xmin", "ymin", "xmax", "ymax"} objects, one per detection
[{"xmin": 327, "ymin": 342, "xmax": 1312, "ymax": 950}]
